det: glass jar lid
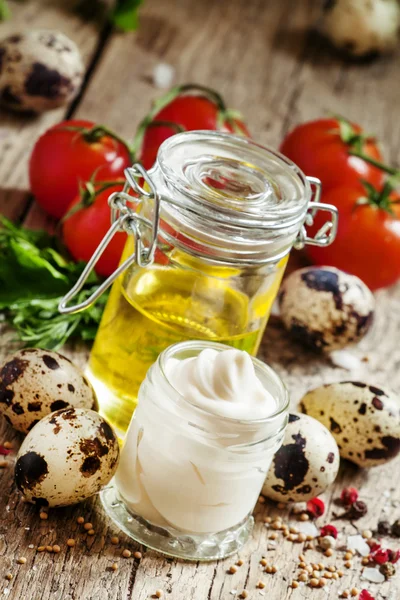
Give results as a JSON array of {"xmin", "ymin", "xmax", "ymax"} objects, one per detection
[{"xmin": 150, "ymin": 131, "xmax": 312, "ymax": 263}]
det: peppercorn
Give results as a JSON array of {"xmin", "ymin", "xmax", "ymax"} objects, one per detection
[
  {"xmin": 391, "ymin": 519, "xmax": 400, "ymax": 538},
  {"xmin": 346, "ymin": 500, "xmax": 368, "ymax": 520},
  {"xmin": 377, "ymin": 520, "xmax": 391, "ymax": 536},
  {"xmin": 380, "ymin": 562, "xmax": 396, "ymax": 579}
]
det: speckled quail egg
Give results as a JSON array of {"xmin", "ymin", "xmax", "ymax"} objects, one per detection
[
  {"xmin": 0, "ymin": 30, "xmax": 84, "ymax": 112},
  {"xmin": 15, "ymin": 408, "xmax": 119, "ymax": 507},
  {"xmin": 279, "ymin": 266, "xmax": 375, "ymax": 352},
  {"xmin": 262, "ymin": 413, "xmax": 340, "ymax": 503},
  {"xmin": 0, "ymin": 348, "xmax": 98, "ymax": 434},
  {"xmin": 300, "ymin": 382, "xmax": 400, "ymax": 467}
]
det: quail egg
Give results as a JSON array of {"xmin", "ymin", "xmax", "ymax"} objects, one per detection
[
  {"xmin": 262, "ymin": 413, "xmax": 340, "ymax": 503},
  {"xmin": 0, "ymin": 30, "xmax": 83, "ymax": 112},
  {"xmin": 300, "ymin": 382, "xmax": 400, "ymax": 467},
  {"xmin": 0, "ymin": 348, "xmax": 98, "ymax": 434},
  {"xmin": 279, "ymin": 266, "xmax": 375, "ymax": 352},
  {"xmin": 15, "ymin": 408, "xmax": 119, "ymax": 507}
]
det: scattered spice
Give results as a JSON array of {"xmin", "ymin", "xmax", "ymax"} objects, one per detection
[
  {"xmin": 344, "ymin": 560, "xmax": 352, "ymax": 568},
  {"xmin": 229, "ymin": 566, "xmax": 237, "ymax": 574},
  {"xmin": 362, "ymin": 530, "xmax": 373, "ymax": 539},
  {"xmin": 111, "ymin": 563, "xmax": 118, "ymax": 571},
  {"xmin": 269, "ymin": 532, "xmax": 278, "ymax": 540},
  {"xmin": 37, "ymin": 546, "xmax": 45, "ymax": 552},
  {"xmin": 340, "ymin": 487, "xmax": 359, "ymax": 506},
  {"xmin": 258, "ymin": 496, "xmax": 265, "ymax": 504},
  {"xmin": 310, "ymin": 578, "xmax": 319, "ymax": 587},
  {"xmin": 39, "ymin": 512, "xmax": 48, "ymax": 520},
  {"xmin": 122, "ymin": 549, "xmax": 131, "ymax": 558},
  {"xmin": 377, "ymin": 520, "xmax": 391, "ymax": 536},
  {"xmin": 318, "ymin": 577, "xmax": 327, "ymax": 587},
  {"xmin": 343, "ymin": 500, "xmax": 368, "ymax": 520},
  {"xmin": 134, "ymin": 551, "xmax": 142, "ymax": 560},
  {"xmin": 320, "ymin": 524, "xmax": 338, "ymax": 539},
  {"xmin": 325, "ymin": 548, "xmax": 334, "ymax": 557},
  {"xmin": 306, "ymin": 498, "xmax": 325, "ymax": 519},
  {"xmin": 0, "ymin": 445, "xmax": 11, "ymax": 456},
  {"xmin": 111, "ymin": 536, "xmax": 119, "ymax": 545},
  {"xmin": 379, "ymin": 562, "xmax": 395, "ymax": 578},
  {"xmin": 0, "ymin": 460, "xmax": 8, "ymax": 468},
  {"xmin": 83, "ymin": 522, "xmax": 93, "ymax": 531},
  {"xmin": 300, "ymin": 513, "xmax": 309, "ymax": 521},
  {"xmin": 17, "ymin": 557, "xmax": 27, "ymax": 564},
  {"xmin": 3, "ymin": 442, "xmax": 13, "ymax": 449},
  {"xmin": 46, "ymin": 546, "xmax": 53, "ymax": 552},
  {"xmin": 391, "ymin": 519, "xmax": 400, "ymax": 538},
  {"xmin": 77, "ymin": 517, "xmax": 85, "ymax": 524},
  {"xmin": 319, "ymin": 535, "xmax": 336, "ymax": 550},
  {"xmin": 257, "ymin": 581, "xmax": 265, "ymax": 589},
  {"xmin": 263, "ymin": 516, "xmax": 272, "ymax": 524},
  {"xmin": 359, "ymin": 591, "xmax": 375, "ymax": 600},
  {"xmin": 239, "ymin": 591, "xmax": 248, "ymax": 599},
  {"xmin": 87, "ymin": 529, "xmax": 95, "ymax": 536},
  {"xmin": 291, "ymin": 581, "xmax": 299, "ymax": 589},
  {"xmin": 370, "ymin": 547, "xmax": 389, "ymax": 565},
  {"xmin": 5, "ymin": 574, "xmax": 12, "ymax": 581},
  {"xmin": 299, "ymin": 573, "xmax": 308, "ymax": 582},
  {"xmin": 260, "ymin": 559, "xmax": 267, "ymax": 567},
  {"xmin": 388, "ymin": 549, "xmax": 400, "ymax": 563},
  {"xmin": 53, "ymin": 545, "xmax": 61, "ymax": 553},
  {"xmin": 67, "ymin": 539, "xmax": 75, "ymax": 547},
  {"xmin": 155, "ymin": 591, "xmax": 163, "ymax": 599}
]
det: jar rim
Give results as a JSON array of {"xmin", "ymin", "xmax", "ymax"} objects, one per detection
[{"xmin": 157, "ymin": 340, "xmax": 290, "ymax": 425}]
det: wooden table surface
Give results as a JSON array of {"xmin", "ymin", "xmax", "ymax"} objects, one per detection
[{"xmin": 1, "ymin": 1, "xmax": 400, "ymax": 599}]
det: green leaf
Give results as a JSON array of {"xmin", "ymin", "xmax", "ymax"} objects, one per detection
[
  {"xmin": 111, "ymin": 0, "xmax": 142, "ymax": 31},
  {"xmin": 0, "ymin": 0, "xmax": 11, "ymax": 20}
]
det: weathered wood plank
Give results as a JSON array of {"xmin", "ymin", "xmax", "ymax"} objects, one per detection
[
  {"xmin": 1, "ymin": 0, "xmax": 400, "ymax": 599},
  {"xmin": 0, "ymin": 0, "xmax": 103, "ymax": 218}
]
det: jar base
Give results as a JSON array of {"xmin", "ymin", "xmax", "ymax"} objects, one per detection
[{"xmin": 100, "ymin": 484, "xmax": 254, "ymax": 561}]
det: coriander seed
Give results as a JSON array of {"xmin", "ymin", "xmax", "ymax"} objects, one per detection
[
  {"xmin": 83, "ymin": 522, "xmax": 93, "ymax": 531},
  {"xmin": 111, "ymin": 536, "xmax": 119, "ymax": 545},
  {"xmin": 134, "ymin": 551, "xmax": 142, "ymax": 560},
  {"xmin": 67, "ymin": 539, "xmax": 75, "ymax": 547},
  {"xmin": 111, "ymin": 563, "xmax": 118, "ymax": 571},
  {"xmin": 122, "ymin": 549, "xmax": 131, "ymax": 558}
]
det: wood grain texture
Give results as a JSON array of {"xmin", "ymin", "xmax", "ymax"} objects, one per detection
[{"xmin": 1, "ymin": 0, "xmax": 400, "ymax": 598}]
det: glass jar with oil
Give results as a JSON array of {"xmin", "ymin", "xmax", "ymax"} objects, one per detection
[{"xmin": 60, "ymin": 131, "xmax": 337, "ymax": 435}]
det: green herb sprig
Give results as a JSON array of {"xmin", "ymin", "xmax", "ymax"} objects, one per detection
[{"xmin": 0, "ymin": 216, "xmax": 108, "ymax": 350}]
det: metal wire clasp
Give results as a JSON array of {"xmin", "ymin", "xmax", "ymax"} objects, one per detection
[
  {"xmin": 294, "ymin": 176, "xmax": 339, "ymax": 250},
  {"xmin": 58, "ymin": 164, "xmax": 160, "ymax": 315}
]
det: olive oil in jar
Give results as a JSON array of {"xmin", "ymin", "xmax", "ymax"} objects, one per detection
[{"xmin": 87, "ymin": 259, "xmax": 285, "ymax": 435}]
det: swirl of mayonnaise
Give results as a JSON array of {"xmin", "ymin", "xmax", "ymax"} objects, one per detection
[{"xmin": 164, "ymin": 348, "xmax": 277, "ymax": 420}]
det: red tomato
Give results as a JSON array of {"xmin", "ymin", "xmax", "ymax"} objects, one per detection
[
  {"xmin": 139, "ymin": 94, "xmax": 249, "ymax": 169},
  {"xmin": 306, "ymin": 184, "xmax": 400, "ymax": 290},
  {"xmin": 280, "ymin": 118, "xmax": 384, "ymax": 191},
  {"xmin": 29, "ymin": 120, "xmax": 131, "ymax": 219},
  {"xmin": 63, "ymin": 184, "xmax": 128, "ymax": 277}
]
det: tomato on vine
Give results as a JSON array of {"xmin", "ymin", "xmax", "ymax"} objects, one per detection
[
  {"xmin": 29, "ymin": 120, "xmax": 132, "ymax": 219},
  {"xmin": 306, "ymin": 180, "xmax": 400, "ymax": 290},
  {"xmin": 280, "ymin": 118, "xmax": 385, "ymax": 192}
]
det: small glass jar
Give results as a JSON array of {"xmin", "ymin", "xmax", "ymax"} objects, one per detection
[{"xmin": 101, "ymin": 340, "xmax": 289, "ymax": 561}]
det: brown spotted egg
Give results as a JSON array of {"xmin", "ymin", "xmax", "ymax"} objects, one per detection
[
  {"xmin": 0, "ymin": 348, "xmax": 98, "ymax": 434},
  {"xmin": 0, "ymin": 30, "xmax": 83, "ymax": 113},
  {"xmin": 300, "ymin": 382, "xmax": 400, "ymax": 467},
  {"xmin": 262, "ymin": 413, "xmax": 340, "ymax": 503},
  {"xmin": 279, "ymin": 266, "xmax": 375, "ymax": 352},
  {"xmin": 15, "ymin": 408, "xmax": 119, "ymax": 507}
]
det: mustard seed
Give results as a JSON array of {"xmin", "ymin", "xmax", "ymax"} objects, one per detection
[
  {"xmin": 299, "ymin": 573, "xmax": 308, "ymax": 582},
  {"xmin": 332, "ymin": 573, "xmax": 339, "ymax": 580},
  {"xmin": 257, "ymin": 581, "xmax": 265, "ymax": 589},
  {"xmin": 337, "ymin": 570, "xmax": 344, "ymax": 577},
  {"xmin": 270, "ymin": 565, "xmax": 277, "ymax": 574},
  {"xmin": 229, "ymin": 565, "xmax": 237, "ymax": 574},
  {"xmin": 0, "ymin": 460, "xmax": 8, "ymax": 468},
  {"xmin": 328, "ymin": 565, "xmax": 336, "ymax": 572},
  {"xmin": 67, "ymin": 539, "xmax": 75, "ymax": 547},
  {"xmin": 134, "ymin": 551, "xmax": 142, "ymax": 560},
  {"xmin": 77, "ymin": 517, "xmax": 84, "ymax": 524},
  {"xmin": 362, "ymin": 530, "xmax": 372, "ymax": 539},
  {"xmin": 240, "ymin": 592, "xmax": 248, "ymax": 599},
  {"xmin": 298, "ymin": 561, "xmax": 306, "ymax": 569},
  {"xmin": 263, "ymin": 516, "xmax": 272, "ymax": 524},
  {"xmin": 5, "ymin": 574, "xmax": 12, "ymax": 581},
  {"xmin": 306, "ymin": 565, "xmax": 313, "ymax": 574},
  {"xmin": 288, "ymin": 534, "xmax": 298, "ymax": 542},
  {"xmin": 291, "ymin": 581, "xmax": 299, "ymax": 589},
  {"xmin": 111, "ymin": 563, "xmax": 118, "ymax": 571},
  {"xmin": 300, "ymin": 513, "xmax": 309, "ymax": 521},
  {"xmin": 84, "ymin": 522, "xmax": 93, "ymax": 531},
  {"xmin": 311, "ymin": 563, "xmax": 319, "ymax": 571},
  {"xmin": 39, "ymin": 512, "xmax": 48, "ymax": 520},
  {"xmin": 271, "ymin": 522, "xmax": 281, "ymax": 530},
  {"xmin": 37, "ymin": 545, "xmax": 45, "ymax": 552},
  {"xmin": 299, "ymin": 553, "xmax": 306, "ymax": 562},
  {"xmin": 46, "ymin": 546, "xmax": 53, "ymax": 553},
  {"xmin": 269, "ymin": 532, "xmax": 278, "ymax": 540},
  {"xmin": 87, "ymin": 529, "xmax": 95, "ymax": 536},
  {"xmin": 312, "ymin": 570, "xmax": 320, "ymax": 579},
  {"xmin": 344, "ymin": 551, "xmax": 352, "ymax": 560},
  {"xmin": 344, "ymin": 560, "xmax": 352, "ymax": 569},
  {"xmin": 4, "ymin": 441, "xmax": 12, "ymax": 449},
  {"xmin": 111, "ymin": 536, "xmax": 119, "ymax": 545},
  {"xmin": 324, "ymin": 572, "xmax": 333, "ymax": 579},
  {"xmin": 306, "ymin": 535, "xmax": 314, "ymax": 541},
  {"xmin": 318, "ymin": 563, "xmax": 325, "ymax": 571},
  {"xmin": 17, "ymin": 557, "xmax": 27, "ymax": 564},
  {"xmin": 310, "ymin": 578, "xmax": 319, "ymax": 587},
  {"xmin": 277, "ymin": 502, "xmax": 285, "ymax": 510},
  {"xmin": 258, "ymin": 495, "xmax": 266, "ymax": 504},
  {"xmin": 53, "ymin": 545, "xmax": 61, "ymax": 553},
  {"xmin": 260, "ymin": 559, "xmax": 267, "ymax": 566},
  {"xmin": 319, "ymin": 578, "xmax": 327, "ymax": 587},
  {"xmin": 362, "ymin": 557, "xmax": 370, "ymax": 566},
  {"xmin": 341, "ymin": 592, "xmax": 350, "ymax": 599},
  {"xmin": 289, "ymin": 526, "xmax": 299, "ymax": 534},
  {"xmin": 155, "ymin": 591, "xmax": 163, "ymax": 599},
  {"xmin": 325, "ymin": 548, "xmax": 333, "ymax": 557},
  {"xmin": 122, "ymin": 549, "xmax": 131, "ymax": 558},
  {"xmin": 350, "ymin": 588, "xmax": 359, "ymax": 597}
]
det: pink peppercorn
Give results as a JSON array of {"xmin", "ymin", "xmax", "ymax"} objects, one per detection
[
  {"xmin": 320, "ymin": 524, "xmax": 338, "ymax": 539},
  {"xmin": 340, "ymin": 487, "xmax": 358, "ymax": 506},
  {"xmin": 306, "ymin": 497, "xmax": 325, "ymax": 519}
]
